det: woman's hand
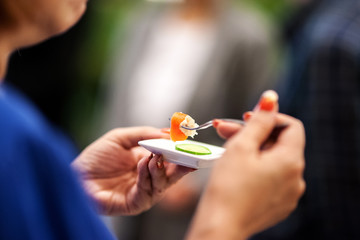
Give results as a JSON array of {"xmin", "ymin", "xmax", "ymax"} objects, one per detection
[
  {"xmin": 187, "ymin": 90, "xmax": 306, "ymax": 239},
  {"xmin": 72, "ymin": 127, "xmax": 194, "ymax": 216}
]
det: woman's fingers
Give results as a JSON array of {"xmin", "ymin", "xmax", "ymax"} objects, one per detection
[
  {"xmin": 213, "ymin": 120, "xmax": 244, "ymax": 139},
  {"xmin": 147, "ymin": 154, "xmax": 195, "ymax": 200},
  {"xmin": 148, "ymin": 155, "xmax": 167, "ymax": 198},
  {"xmin": 272, "ymin": 113, "xmax": 306, "ymax": 150},
  {"xmin": 105, "ymin": 127, "xmax": 169, "ymax": 150},
  {"xmin": 232, "ymin": 90, "xmax": 279, "ymax": 151},
  {"xmin": 136, "ymin": 154, "xmax": 152, "ymax": 194},
  {"xmin": 167, "ymin": 164, "xmax": 196, "ymax": 185}
]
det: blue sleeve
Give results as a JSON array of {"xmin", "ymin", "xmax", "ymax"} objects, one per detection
[
  {"xmin": 0, "ymin": 132, "xmax": 115, "ymax": 240},
  {"xmin": 0, "ymin": 84, "xmax": 115, "ymax": 240}
]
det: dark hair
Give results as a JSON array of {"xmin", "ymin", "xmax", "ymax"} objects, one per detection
[{"xmin": 0, "ymin": 0, "xmax": 18, "ymax": 29}]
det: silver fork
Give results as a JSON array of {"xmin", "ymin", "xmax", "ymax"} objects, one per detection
[
  {"xmin": 180, "ymin": 118, "xmax": 289, "ymax": 143},
  {"xmin": 180, "ymin": 118, "xmax": 246, "ymax": 131}
]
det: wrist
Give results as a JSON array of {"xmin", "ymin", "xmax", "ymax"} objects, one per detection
[{"xmin": 186, "ymin": 185, "xmax": 250, "ymax": 240}]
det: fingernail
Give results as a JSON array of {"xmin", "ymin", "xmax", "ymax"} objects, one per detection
[
  {"xmin": 212, "ymin": 119, "xmax": 220, "ymax": 128},
  {"xmin": 156, "ymin": 161, "xmax": 164, "ymax": 169},
  {"xmin": 243, "ymin": 112, "xmax": 253, "ymax": 121},
  {"xmin": 161, "ymin": 128, "xmax": 170, "ymax": 134},
  {"xmin": 156, "ymin": 156, "xmax": 164, "ymax": 169},
  {"xmin": 258, "ymin": 90, "xmax": 278, "ymax": 111}
]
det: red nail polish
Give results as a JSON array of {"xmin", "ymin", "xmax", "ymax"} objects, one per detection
[
  {"xmin": 243, "ymin": 112, "xmax": 253, "ymax": 121},
  {"xmin": 258, "ymin": 90, "xmax": 278, "ymax": 111},
  {"xmin": 212, "ymin": 119, "xmax": 220, "ymax": 128},
  {"xmin": 161, "ymin": 128, "xmax": 170, "ymax": 134}
]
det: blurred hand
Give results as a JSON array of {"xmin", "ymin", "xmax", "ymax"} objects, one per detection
[
  {"xmin": 158, "ymin": 175, "xmax": 200, "ymax": 213},
  {"xmin": 72, "ymin": 127, "xmax": 194, "ymax": 216},
  {"xmin": 213, "ymin": 120, "xmax": 244, "ymax": 139},
  {"xmin": 187, "ymin": 90, "xmax": 306, "ymax": 239}
]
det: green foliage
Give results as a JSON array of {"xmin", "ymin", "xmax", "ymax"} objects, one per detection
[
  {"xmin": 66, "ymin": 1, "xmax": 141, "ymax": 146},
  {"xmin": 67, "ymin": 0, "xmax": 296, "ymax": 146},
  {"xmin": 240, "ymin": 0, "xmax": 295, "ymax": 24}
]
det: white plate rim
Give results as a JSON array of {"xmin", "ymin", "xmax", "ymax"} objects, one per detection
[{"xmin": 138, "ymin": 139, "xmax": 224, "ymax": 168}]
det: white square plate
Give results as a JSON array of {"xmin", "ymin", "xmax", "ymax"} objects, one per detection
[{"xmin": 138, "ymin": 139, "xmax": 225, "ymax": 169}]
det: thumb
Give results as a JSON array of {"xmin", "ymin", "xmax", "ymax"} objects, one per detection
[
  {"xmin": 234, "ymin": 90, "xmax": 279, "ymax": 151},
  {"xmin": 213, "ymin": 120, "xmax": 244, "ymax": 139},
  {"xmin": 104, "ymin": 127, "xmax": 169, "ymax": 149}
]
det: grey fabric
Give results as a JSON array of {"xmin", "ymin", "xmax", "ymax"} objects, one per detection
[
  {"xmin": 97, "ymin": 3, "xmax": 275, "ymax": 240},
  {"xmin": 99, "ymin": 2, "xmax": 275, "ymax": 145}
]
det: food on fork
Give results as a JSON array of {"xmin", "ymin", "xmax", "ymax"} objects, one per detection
[{"xmin": 170, "ymin": 112, "xmax": 199, "ymax": 142}]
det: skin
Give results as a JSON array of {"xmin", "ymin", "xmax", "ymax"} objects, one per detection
[
  {"xmin": 0, "ymin": 0, "xmax": 306, "ymax": 238},
  {"xmin": 0, "ymin": 0, "xmax": 86, "ymax": 77},
  {"xmin": 177, "ymin": 0, "xmax": 219, "ymax": 20},
  {"xmin": 72, "ymin": 127, "xmax": 193, "ymax": 215},
  {"xmin": 186, "ymin": 91, "xmax": 306, "ymax": 239}
]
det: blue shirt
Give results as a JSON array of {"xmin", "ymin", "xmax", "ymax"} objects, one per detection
[{"xmin": 0, "ymin": 84, "xmax": 114, "ymax": 240}]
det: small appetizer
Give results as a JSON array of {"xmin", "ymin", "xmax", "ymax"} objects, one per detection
[{"xmin": 170, "ymin": 112, "xmax": 199, "ymax": 142}]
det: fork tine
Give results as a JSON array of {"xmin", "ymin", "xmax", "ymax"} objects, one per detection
[
  {"xmin": 180, "ymin": 118, "xmax": 246, "ymax": 131},
  {"xmin": 196, "ymin": 120, "xmax": 214, "ymax": 130},
  {"xmin": 181, "ymin": 120, "xmax": 213, "ymax": 131}
]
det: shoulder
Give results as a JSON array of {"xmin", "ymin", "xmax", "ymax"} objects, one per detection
[
  {"xmin": 0, "ymin": 84, "xmax": 77, "ymax": 164},
  {"xmin": 0, "ymin": 85, "xmax": 114, "ymax": 240},
  {"xmin": 306, "ymin": 0, "xmax": 360, "ymax": 53},
  {"xmin": 219, "ymin": 3, "xmax": 273, "ymax": 47}
]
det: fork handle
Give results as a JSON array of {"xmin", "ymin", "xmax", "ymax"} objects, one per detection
[
  {"xmin": 218, "ymin": 118, "xmax": 246, "ymax": 125},
  {"xmin": 218, "ymin": 118, "xmax": 288, "ymax": 143}
]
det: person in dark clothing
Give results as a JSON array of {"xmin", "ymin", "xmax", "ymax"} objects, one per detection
[{"xmin": 253, "ymin": 0, "xmax": 360, "ymax": 239}]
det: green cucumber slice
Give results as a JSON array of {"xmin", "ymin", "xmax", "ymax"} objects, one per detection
[{"xmin": 175, "ymin": 144, "xmax": 212, "ymax": 155}]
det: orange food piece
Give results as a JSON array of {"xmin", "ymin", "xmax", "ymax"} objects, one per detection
[{"xmin": 170, "ymin": 112, "xmax": 188, "ymax": 142}]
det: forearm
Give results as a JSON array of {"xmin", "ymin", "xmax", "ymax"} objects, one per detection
[{"xmin": 186, "ymin": 184, "xmax": 249, "ymax": 240}]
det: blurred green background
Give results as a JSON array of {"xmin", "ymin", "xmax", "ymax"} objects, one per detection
[
  {"xmin": 6, "ymin": 0, "xmax": 296, "ymax": 149},
  {"xmin": 68, "ymin": 0, "xmax": 296, "ymax": 148}
]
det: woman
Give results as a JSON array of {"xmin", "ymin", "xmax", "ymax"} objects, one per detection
[
  {"xmin": 0, "ymin": 1, "xmax": 193, "ymax": 239},
  {"xmin": 0, "ymin": 0, "xmax": 305, "ymax": 239}
]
